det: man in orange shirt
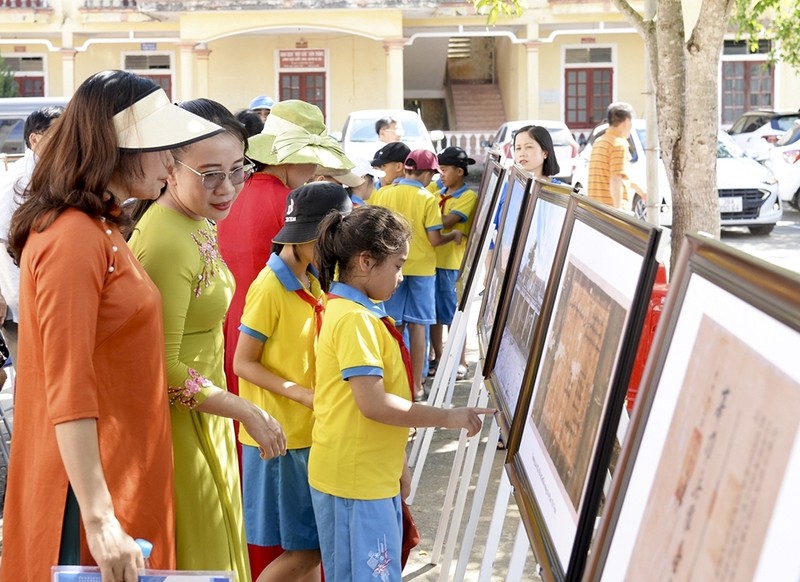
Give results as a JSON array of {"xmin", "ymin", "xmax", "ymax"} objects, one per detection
[{"xmin": 588, "ymin": 102, "xmax": 635, "ymax": 209}]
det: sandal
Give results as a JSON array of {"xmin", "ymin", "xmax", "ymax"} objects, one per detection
[
  {"xmin": 427, "ymin": 359, "xmax": 439, "ymax": 377},
  {"xmin": 456, "ymin": 364, "xmax": 468, "ymax": 381}
]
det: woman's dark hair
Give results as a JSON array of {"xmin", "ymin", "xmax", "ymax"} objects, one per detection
[
  {"xmin": 175, "ymin": 99, "xmax": 249, "ymax": 153},
  {"xmin": 315, "ymin": 205, "xmax": 411, "ymax": 293},
  {"xmin": 513, "ymin": 125, "xmax": 561, "ymax": 177},
  {"xmin": 236, "ymin": 109, "xmax": 265, "ymax": 137},
  {"xmin": 9, "ymin": 70, "xmax": 160, "ymax": 263},
  {"xmin": 125, "ymin": 98, "xmax": 249, "ymax": 230}
]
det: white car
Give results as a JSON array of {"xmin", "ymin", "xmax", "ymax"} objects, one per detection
[
  {"xmin": 713, "ymin": 132, "xmax": 781, "ymax": 235},
  {"xmin": 484, "ymin": 119, "xmax": 579, "ymax": 182},
  {"xmin": 333, "ymin": 109, "xmax": 443, "ymax": 166},
  {"xmin": 573, "ymin": 120, "xmax": 781, "ymax": 234},
  {"xmin": 766, "ymin": 123, "xmax": 800, "ymax": 208},
  {"xmin": 727, "ymin": 109, "xmax": 800, "ymax": 161}
]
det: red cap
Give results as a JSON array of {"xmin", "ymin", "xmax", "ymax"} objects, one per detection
[{"xmin": 404, "ymin": 149, "xmax": 440, "ymax": 171}]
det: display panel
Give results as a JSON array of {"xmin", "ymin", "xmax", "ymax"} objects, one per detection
[
  {"xmin": 486, "ymin": 180, "xmax": 574, "ymax": 440},
  {"xmin": 477, "ymin": 166, "xmax": 533, "ymax": 372},
  {"xmin": 585, "ymin": 235, "xmax": 800, "ymax": 582},
  {"xmin": 456, "ymin": 159, "xmax": 505, "ymax": 311},
  {"xmin": 506, "ymin": 197, "xmax": 661, "ymax": 581}
]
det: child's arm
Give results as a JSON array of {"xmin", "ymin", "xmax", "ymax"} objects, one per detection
[
  {"xmin": 400, "ymin": 454, "xmax": 412, "ymax": 500},
  {"xmin": 234, "ymin": 333, "xmax": 315, "ymax": 410},
  {"xmin": 441, "ymin": 213, "xmax": 462, "ymax": 229},
  {"xmin": 349, "ymin": 375, "xmax": 492, "ymax": 437},
  {"xmin": 427, "ymin": 228, "xmax": 464, "ymax": 247}
]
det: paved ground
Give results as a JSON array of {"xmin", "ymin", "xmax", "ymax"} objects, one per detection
[
  {"xmin": 401, "ymin": 359, "xmax": 540, "ymax": 582},
  {"xmin": 399, "ymin": 294, "xmax": 540, "ymax": 581}
]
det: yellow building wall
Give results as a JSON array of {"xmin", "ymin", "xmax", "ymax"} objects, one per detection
[
  {"xmin": 4, "ymin": 2, "xmax": 800, "ymax": 135},
  {"xmin": 776, "ymin": 63, "xmax": 800, "ymax": 110},
  {"xmin": 496, "ymin": 36, "xmax": 522, "ymax": 120},
  {"xmin": 206, "ymin": 33, "xmax": 386, "ymax": 131},
  {"xmin": 495, "ymin": 32, "xmax": 648, "ymax": 125},
  {"xmin": 73, "ymin": 42, "xmax": 147, "ymax": 84},
  {"xmin": 536, "ymin": 41, "xmax": 563, "ymax": 122}
]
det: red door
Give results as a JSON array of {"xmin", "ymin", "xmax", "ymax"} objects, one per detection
[{"xmin": 279, "ymin": 72, "xmax": 326, "ymax": 117}]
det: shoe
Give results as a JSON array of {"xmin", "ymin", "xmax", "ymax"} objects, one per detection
[
  {"xmin": 413, "ymin": 389, "xmax": 427, "ymax": 403},
  {"xmin": 456, "ymin": 364, "xmax": 468, "ymax": 381},
  {"xmin": 427, "ymin": 359, "xmax": 439, "ymax": 377}
]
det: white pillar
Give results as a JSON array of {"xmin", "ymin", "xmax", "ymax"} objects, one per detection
[
  {"xmin": 60, "ymin": 49, "xmax": 77, "ymax": 96},
  {"xmin": 178, "ymin": 42, "xmax": 196, "ymax": 101},
  {"xmin": 524, "ymin": 40, "xmax": 540, "ymax": 119},
  {"xmin": 195, "ymin": 44, "xmax": 211, "ymax": 99},
  {"xmin": 383, "ymin": 38, "xmax": 405, "ymax": 110}
]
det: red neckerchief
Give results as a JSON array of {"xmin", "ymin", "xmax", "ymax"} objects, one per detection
[
  {"xmin": 438, "ymin": 193, "xmax": 453, "ymax": 212},
  {"xmin": 328, "ymin": 294, "xmax": 414, "ymax": 400},
  {"xmin": 294, "ymin": 286, "xmax": 324, "ymax": 335}
]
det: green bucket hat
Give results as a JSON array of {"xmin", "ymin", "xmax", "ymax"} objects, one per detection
[{"xmin": 247, "ymin": 100, "xmax": 353, "ymax": 171}]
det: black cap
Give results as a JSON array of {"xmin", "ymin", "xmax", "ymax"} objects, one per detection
[
  {"xmin": 370, "ymin": 142, "xmax": 411, "ymax": 167},
  {"xmin": 273, "ymin": 182, "xmax": 353, "ymax": 245},
  {"xmin": 437, "ymin": 146, "xmax": 476, "ymax": 172}
]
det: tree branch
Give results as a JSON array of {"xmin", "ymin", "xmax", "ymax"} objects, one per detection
[
  {"xmin": 688, "ymin": 0, "xmax": 735, "ymax": 52},
  {"xmin": 610, "ymin": 0, "xmax": 648, "ymax": 37}
]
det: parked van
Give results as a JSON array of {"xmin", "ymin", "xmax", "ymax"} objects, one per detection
[{"xmin": 0, "ymin": 96, "xmax": 70, "ymax": 170}]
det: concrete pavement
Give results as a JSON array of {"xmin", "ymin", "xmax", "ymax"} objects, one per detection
[{"xmin": 401, "ymin": 315, "xmax": 540, "ymax": 582}]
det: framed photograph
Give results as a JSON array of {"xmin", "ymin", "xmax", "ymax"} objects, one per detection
[
  {"xmin": 584, "ymin": 235, "xmax": 800, "ymax": 582},
  {"xmin": 456, "ymin": 159, "xmax": 506, "ymax": 310},
  {"xmin": 484, "ymin": 179, "xmax": 575, "ymax": 441},
  {"xmin": 506, "ymin": 196, "xmax": 661, "ymax": 581},
  {"xmin": 477, "ymin": 166, "xmax": 534, "ymax": 372}
]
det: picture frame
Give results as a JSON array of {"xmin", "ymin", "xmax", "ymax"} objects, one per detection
[
  {"xmin": 486, "ymin": 149, "xmax": 502, "ymax": 165},
  {"xmin": 456, "ymin": 158, "xmax": 506, "ymax": 311},
  {"xmin": 583, "ymin": 235, "xmax": 800, "ymax": 582},
  {"xmin": 477, "ymin": 165, "xmax": 534, "ymax": 372},
  {"xmin": 484, "ymin": 179, "xmax": 575, "ymax": 442},
  {"xmin": 505, "ymin": 196, "xmax": 661, "ymax": 581}
]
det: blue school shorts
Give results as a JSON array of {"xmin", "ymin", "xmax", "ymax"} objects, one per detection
[
  {"xmin": 434, "ymin": 268, "xmax": 459, "ymax": 325},
  {"xmin": 383, "ymin": 274, "xmax": 435, "ymax": 325},
  {"xmin": 311, "ymin": 487, "xmax": 403, "ymax": 582},
  {"xmin": 242, "ymin": 445, "xmax": 319, "ymax": 550}
]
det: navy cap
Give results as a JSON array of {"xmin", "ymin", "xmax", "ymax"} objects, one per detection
[
  {"xmin": 273, "ymin": 182, "xmax": 353, "ymax": 244},
  {"xmin": 370, "ymin": 142, "xmax": 411, "ymax": 167},
  {"xmin": 437, "ymin": 146, "xmax": 475, "ymax": 169}
]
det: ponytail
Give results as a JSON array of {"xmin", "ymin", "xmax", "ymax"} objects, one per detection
[
  {"xmin": 315, "ymin": 210, "xmax": 345, "ymax": 292},
  {"xmin": 314, "ymin": 206, "xmax": 411, "ymax": 293}
]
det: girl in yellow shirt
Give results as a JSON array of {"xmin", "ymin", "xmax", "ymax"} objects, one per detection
[{"xmin": 309, "ymin": 205, "xmax": 493, "ymax": 581}]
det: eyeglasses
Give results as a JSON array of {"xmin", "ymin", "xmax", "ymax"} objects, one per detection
[{"xmin": 174, "ymin": 159, "xmax": 255, "ymax": 190}]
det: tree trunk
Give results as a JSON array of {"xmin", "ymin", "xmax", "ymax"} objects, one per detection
[{"xmin": 614, "ymin": 0, "xmax": 734, "ymax": 269}]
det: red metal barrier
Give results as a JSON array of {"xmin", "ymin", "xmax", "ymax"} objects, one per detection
[{"xmin": 626, "ymin": 263, "xmax": 669, "ymax": 414}]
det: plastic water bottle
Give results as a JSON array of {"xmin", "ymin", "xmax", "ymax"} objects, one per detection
[{"xmin": 134, "ymin": 538, "xmax": 153, "ymax": 569}]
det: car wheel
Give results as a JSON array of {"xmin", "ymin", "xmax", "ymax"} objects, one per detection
[
  {"xmin": 748, "ymin": 224, "xmax": 775, "ymax": 235},
  {"xmin": 793, "ymin": 187, "xmax": 800, "ymax": 210}
]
